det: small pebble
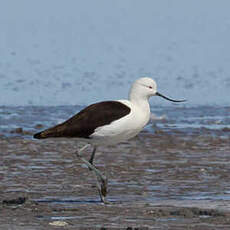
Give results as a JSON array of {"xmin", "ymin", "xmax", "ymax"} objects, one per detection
[
  {"xmin": 222, "ymin": 127, "xmax": 230, "ymax": 132},
  {"xmin": 35, "ymin": 124, "xmax": 44, "ymax": 129},
  {"xmin": 49, "ymin": 221, "xmax": 68, "ymax": 226},
  {"xmin": 11, "ymin": 127, "xmax": 23, "ymax": 134}
]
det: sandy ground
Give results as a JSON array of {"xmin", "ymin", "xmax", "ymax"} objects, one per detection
[{"xmin": 1, "ymin": 131, "xmax": 230, "ymax": 229}]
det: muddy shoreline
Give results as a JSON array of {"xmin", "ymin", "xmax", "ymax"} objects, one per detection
[{"xmin": 1, "ymin": 131, "xmax": 230, "ymax": 229}]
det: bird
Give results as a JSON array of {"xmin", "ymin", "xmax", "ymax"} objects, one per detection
[{"xmin": 33, "ymin": 77, "xmax": 186, "ymax": 203}]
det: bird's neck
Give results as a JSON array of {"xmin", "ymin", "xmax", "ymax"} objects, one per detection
[
  {"xmin": 128, "ymin": 86, "xmax": 151, "ymax": 117},
  {"xmin": 129, "ymin": 94, "xmax": 151, "ymax": 114}
]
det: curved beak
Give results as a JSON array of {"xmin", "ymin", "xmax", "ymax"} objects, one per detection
[{"xmin": 156, "ymin": 92, "xmax": 186, "ymax": 103}]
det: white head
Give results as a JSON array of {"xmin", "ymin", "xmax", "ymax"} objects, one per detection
[
  {"xmin": 129, "ymin": 77, "xmax": 157, "ymax": 101},
  {"xmin": 129, "ymin": 77, "xmax": 186, "ymax": 103}
]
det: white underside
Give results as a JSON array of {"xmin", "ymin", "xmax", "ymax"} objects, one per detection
[{"xmin": 89, "ymin": 99, "xmax": 150, "ymax": 146}]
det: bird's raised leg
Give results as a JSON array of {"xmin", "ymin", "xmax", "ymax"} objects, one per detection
[
  {"xmin": 74, "ymin": 144, "xmax": 108, "ymax": 203},
  {"xmin": 87, "ymin": 146, "xmax": 97, "ymax": 172}
]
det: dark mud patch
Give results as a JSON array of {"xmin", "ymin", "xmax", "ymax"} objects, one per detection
[
  {"xmin": 10, "ymin": 127, "xmax": 33, "ymax": 136},
  {"xmin": 2, "ymin": 196, "xmax": 27, "ymax": 205}
]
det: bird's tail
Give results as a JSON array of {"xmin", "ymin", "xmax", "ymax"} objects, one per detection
[
  {"xmin": 33, "ymin": 128, "xmax": 55, "ymax": 139},
  {"xmin": 33, "ymin": 131, "xmax": 46, "ymax": 139}
]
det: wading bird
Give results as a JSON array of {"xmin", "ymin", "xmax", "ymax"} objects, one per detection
[{"xmin": 34, "ymin": 77, "xmax": 185, "ymax": 203}]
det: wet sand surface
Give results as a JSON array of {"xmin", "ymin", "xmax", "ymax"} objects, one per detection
[{"xmin": 1, "ymin": 130, "xmax": 230, "ymax": 229}]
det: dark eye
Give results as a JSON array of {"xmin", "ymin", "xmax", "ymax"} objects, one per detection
[{"xmin": 149, "ymin": 86, "xmax": 152, "ymax": 89}]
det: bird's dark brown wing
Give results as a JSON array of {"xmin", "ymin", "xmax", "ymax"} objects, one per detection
[{"xmin": 33, "ymin": 101, "xmax": 131, "ymax": 139}]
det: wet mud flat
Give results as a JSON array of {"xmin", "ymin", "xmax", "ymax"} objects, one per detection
[{"xmin": 1, "ymin": 131, "xmax": 230, "ymax": 229}]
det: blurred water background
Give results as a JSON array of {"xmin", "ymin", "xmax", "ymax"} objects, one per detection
[{"xmin": 0, "ymin": 0, "xmax": 230, "ymax": 137}]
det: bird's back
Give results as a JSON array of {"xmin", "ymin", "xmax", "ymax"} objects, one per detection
[{"xmin": 33, "ymin": 101, "xmax": 131, "ymax": 139}]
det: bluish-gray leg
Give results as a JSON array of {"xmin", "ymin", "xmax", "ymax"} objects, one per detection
[{"xmin": 74, "ymin": 144, "xmax": 108, "ymax": 203}]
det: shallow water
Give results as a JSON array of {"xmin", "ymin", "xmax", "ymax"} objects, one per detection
[
  {"xmin": 1, "ymin": 131, "xmax": 230, "ymax": 228},
  {"xmin": 0, "ymin": 105, "xmax": 229, "ymax": 138}
]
